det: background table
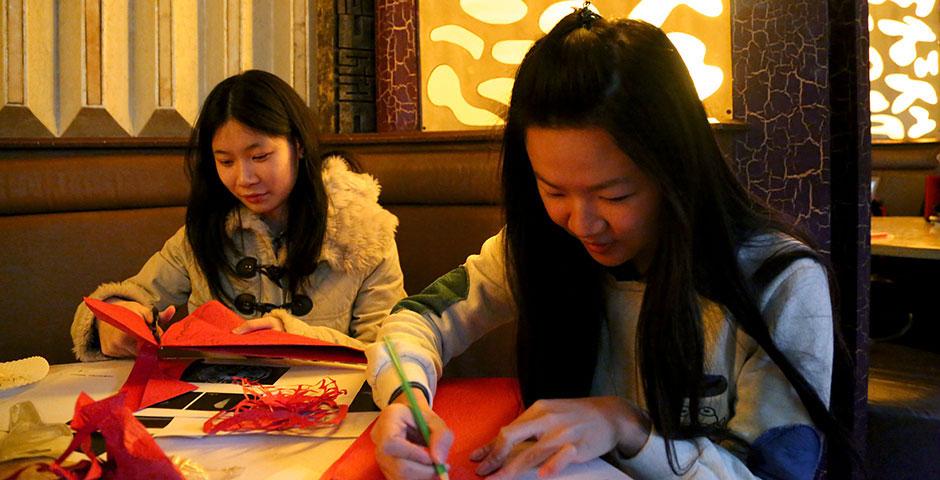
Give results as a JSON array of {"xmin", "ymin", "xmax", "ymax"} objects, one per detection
[
  {"xmin": 871, "ymin": 216, "xmax": 940, "ymax": 260},
  {"xmin": 869, "ymin": 215, "xmax": 940, "ymax": 352}
]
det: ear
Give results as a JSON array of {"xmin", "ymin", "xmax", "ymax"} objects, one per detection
[{"xmin": 294, "ymin": 140, "xmax": 305, "ymax": 159}]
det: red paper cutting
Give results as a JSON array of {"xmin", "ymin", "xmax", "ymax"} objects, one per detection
[
  {"xmin": 320, "ymin": 377, "xmax": 524, "ymax": 480},
  {"xmin": 203, "ymin": 377, "xmax": 348, "ymax": 434}
]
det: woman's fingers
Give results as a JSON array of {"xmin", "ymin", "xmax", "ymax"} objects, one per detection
[
  {"xmin": 426, "ymin": 407, "xmax": 454, "ymax": 465},
  {"xmin": 373, "ymin": 405, "xmax": 434, "ymax": 465},
  {"xmin": 475, "ymin": 397, "xmax": 642, "ymax": 478},
  {"xmin": 470, "ymin": 441, "xmax": 492, "ymax": 462},
  {"xmin": 537, "ymin": 443, "xmax": 578, "ymax": 478},
  {"xmin": 97, "ymin": 320, "xmax": 137, "ymax": 357},
  {"xmin": 373, "ymin": 404, "xmax": 443, "ymax": 480},
  {"xmin": 376, "ymin": 452, "xmax": 439, "ymax": 480},
  {"xmin": 475, "ymin": 417, "xmax": 547, "ymax": 476},
  {"xmin": 231, "ymin": 316, "xmax": 285, "ymax": 334},
  {"xmin": 380, "ymin": 432, "xmax": 436, "ymax": 464},
  {"xmin": 157, "ymin": 305, "xmax": 176, "ymax": 325},
  {"xmin": 486, "ymin": 438, "xmax": 561, "ymax": 480}
]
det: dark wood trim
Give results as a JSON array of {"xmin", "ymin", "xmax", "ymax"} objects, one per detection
[
  {"xmin": 709, "ymin": 119, "xmax": 747, "ymax": 131},
  {"xmin": 0, "ymin": 137, "xmax": 191, "ymax": 149},
  {"xmin": 0, "ymin": 122, "xmax": 747, "ymax": 150},
  {"xmin": 827, "ymin": 1, "xmax": 871, "ymax": 477},
  {"xmin": 322, "ymin": 129, "xmax": 501, "ymax": 146},
  {"xmin": 873, "ymin": 139, "xmax": 940, "ymax": 146}
]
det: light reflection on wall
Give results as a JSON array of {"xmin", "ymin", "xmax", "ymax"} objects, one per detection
[
  {"xmin": 870, "ymin": 0, "xmax": 940, "ymax": 141},
  {"xmin": 421, "ymin": 0, "xmax": 732, "ymax": 130}
]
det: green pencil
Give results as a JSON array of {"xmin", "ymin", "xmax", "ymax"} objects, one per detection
[{"xmin": 383, "ymin": 336, "xmax": 450, "ymax": 480}]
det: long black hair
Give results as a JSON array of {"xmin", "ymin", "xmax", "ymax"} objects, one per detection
[
  {"xmin": 185, "ymin": 69, "xmax": 327, "ymax": 300},
  {"xmin": 501, "ymin": 12, "xmax": 859, "ymax": 474}
]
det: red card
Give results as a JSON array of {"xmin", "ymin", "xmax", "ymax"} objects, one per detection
[{"xmin": 321, "ymin": 377, "xmax": 524, "ymax": 480}]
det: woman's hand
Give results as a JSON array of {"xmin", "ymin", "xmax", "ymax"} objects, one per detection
[
  {"xmin": 231, "ymin": 315, "xmax": 285, "ymax": 334},
  {"xmin": 471, "ymin": 396, "xmax": 651, "ymax": 479},
  {"xmin": 98, "ymin": 299, "xmax": 174, "ymax": 357},
  {"xmin": 371, "ymin": 388, "xmax": 454, "ymax": 480}
]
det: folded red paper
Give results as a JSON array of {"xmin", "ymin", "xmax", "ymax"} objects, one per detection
[
  {"xmin": 321, "ymin": 377, "xmax": 524, "ymax": 480},
  {"xmin": 22, "ymin": 392, "xmax": 185, "ymax": 480},
  {"xmin": 84, "ymin": 297, "xmax": 366, "ymax": 411},
  {"xmin": 85, "ymin": 297, "xmax": 366, "ymax": 364}
]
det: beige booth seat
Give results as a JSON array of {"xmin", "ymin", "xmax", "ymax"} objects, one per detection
[{"xmin": 0, "ymin": 133, "xmax": 512, "ymax": 377}]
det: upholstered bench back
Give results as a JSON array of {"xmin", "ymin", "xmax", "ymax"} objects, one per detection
[
  {"xmin": 872, "ymin": 143, "xmax": 940, "ymax": 216},
  {"xmin": 0, "ymin": 133, "xmax": 512, "ymax": 375}
]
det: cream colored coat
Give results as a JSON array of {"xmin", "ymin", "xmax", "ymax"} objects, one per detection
[{"xmin": 72, "ymin": 156, "xmax": 405, "ymax": 361}]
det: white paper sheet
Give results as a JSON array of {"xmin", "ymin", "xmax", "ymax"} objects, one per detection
[
  {"xmin": 133, "ymin": 359, "xmax": 373, "ymax": 438},
  {"xmin": 0, "ymin": 360, "xmax": 134, "ymax": 431}
]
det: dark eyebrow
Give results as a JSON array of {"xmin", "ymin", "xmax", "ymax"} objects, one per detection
[
  {"xmin": 534, "ymin": 172, "xmax": 629, "ymax": 192},
  {"xmin": 213, "ymin": 142, "xmax": 265, "ymax": 156}
]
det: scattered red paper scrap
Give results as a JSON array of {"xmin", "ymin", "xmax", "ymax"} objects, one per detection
[{"xmin": 203, "ymin": 377, "xmax": 349, "ymax": 435}]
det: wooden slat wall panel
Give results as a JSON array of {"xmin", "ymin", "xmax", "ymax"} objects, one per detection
[{"xmin": 0, "ymin": 0, "xmax": 314, "ymax": 139}]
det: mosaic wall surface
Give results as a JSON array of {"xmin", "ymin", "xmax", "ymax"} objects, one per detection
[
  {"xmin": 733, "ymin": 1, "xmax": 870, "ymax": 473},
  {"xmin": 418, "ymin": 0, "xmax": 732, "ymax": 131},
  {"xmin": 731, "ymin": 0, "xmax": 830, "ymax": 245},
  {"xmin": 869, "ymin": 0, "xmax": 939, "ymax": 141},
  {"xmin": 376, "ymin": 1, "xmax": 420, "ymax": 131}
]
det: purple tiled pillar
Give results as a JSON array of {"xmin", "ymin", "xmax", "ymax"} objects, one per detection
[{"xmin": 732, "ymin": 1, "xmax": 870, "ymax": 478}]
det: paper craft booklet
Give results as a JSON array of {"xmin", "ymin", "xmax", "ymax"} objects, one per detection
[
  {"xmin": 84, "ymin": 297, "xmax": 366, "ymax": 365},
  {"xmin": 83, "ymin": 297, "xmax": 371, "ymax": 435}
]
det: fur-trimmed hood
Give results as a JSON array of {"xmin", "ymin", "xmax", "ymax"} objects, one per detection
[{"xmin": 224, "ymin": 154, "xmax": 398, "ymax": 274}]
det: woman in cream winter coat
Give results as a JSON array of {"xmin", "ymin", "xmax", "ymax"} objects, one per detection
[{"xmin": 72, "ymin": 71, "xmax": 405, "ymax": 361}]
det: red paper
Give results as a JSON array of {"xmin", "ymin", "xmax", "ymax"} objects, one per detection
[
  {"xmin": 50, "ymin": 392, "xmax": 183, "ymax": 480},
  {"xmin": 85, "ymin": 298, "xmax": 366, "ymax": 364},
  {"xmin": 84, "ymin": 297, "xmax": 366, "ymax": 411},
  {"xmin": 118, "ymin": 343, "xmax": 197, "ymax": 411},
  {"xmin": 203, "ymin": 378, "xmax": 349, "ymax": 434},
  {"xmin": 321, "ymin": 378, "xmax": 524, "ymax": 480}
]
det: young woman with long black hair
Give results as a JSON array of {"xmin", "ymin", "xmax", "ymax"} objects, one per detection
[
  {"xmin": 366, "ymin": 9, "xmax": 857, "ymax": 480},
  {"xmin": 72, "ymin": 70, "xmax": 405, "ymax": 360}
]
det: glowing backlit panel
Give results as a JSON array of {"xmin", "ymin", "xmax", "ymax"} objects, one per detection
[
  {"xmin": 420, "ymin": 0, "xmax": 732, "ymax": 130},
  {"xmin": 870, "ymin": 0, "xmax": 940, "ymax": 140}
]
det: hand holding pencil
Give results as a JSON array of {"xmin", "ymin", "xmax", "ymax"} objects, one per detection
[{"xmin": 371, "ymin": 337, "xmax": 454, "ymax": 480}]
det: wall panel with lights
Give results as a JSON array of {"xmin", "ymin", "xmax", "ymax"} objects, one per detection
[
  {"xmin": 417, "ymin": 0, "xmax": 732, "ymax": 131},
  {"xmin": 869, "ymin": 0, "xmax": 939, "ymax": 141}
]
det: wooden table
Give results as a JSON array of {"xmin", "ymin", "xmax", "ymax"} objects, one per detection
[{"xmin": 871, "ymin": 216, "xmax": 940, "ymax": 260}]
